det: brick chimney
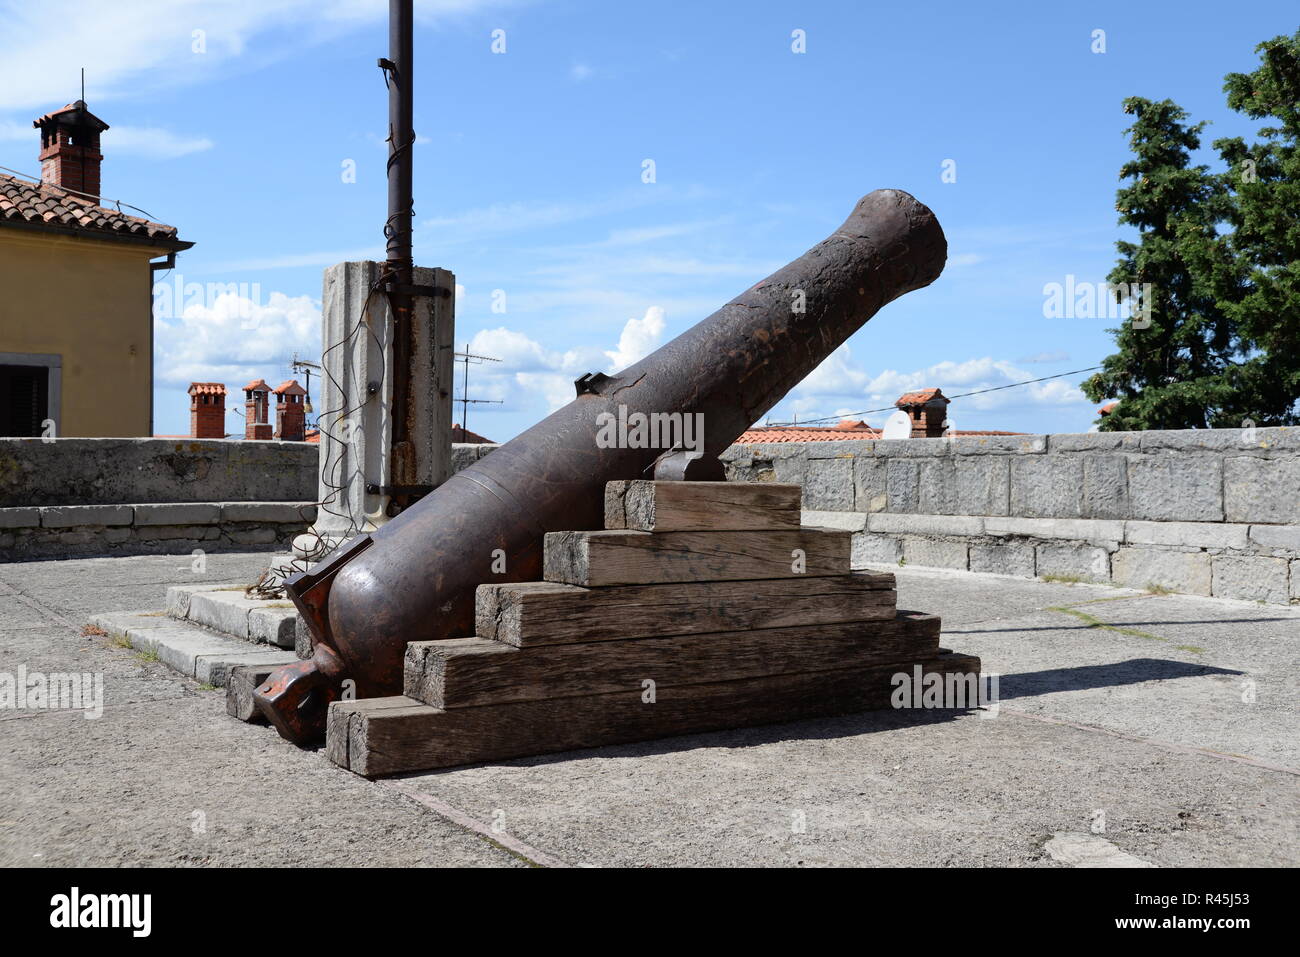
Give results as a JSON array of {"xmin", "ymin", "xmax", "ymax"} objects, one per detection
[
  {"xmin": 188, "ymin": 383, "xmax": 227, "ymax": 438},
  {"xmin": 243, "ymin": 379, "xmax": 273, "ymax": 440},
  {"xmin": 272, "ymin": 379, "xmax": 307, "ymax": 441},
  {"xmin": 33, "ymin": 101, "xmax": 109, "ymax": 203},
  {"xmin": 895, "ymin": 388, "xmax": 950, "ymax": 438}
]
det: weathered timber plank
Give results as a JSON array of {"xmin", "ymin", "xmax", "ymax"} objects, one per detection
[
  {"xmin": 337, "ymin": 652, "xmax": 982, "ymax": 777},
  {"xmin": 407, "ymin": 611, "xmax": 941, "ymax": 708},
  {"xmin": 476, "ymin": 572, "xmax": 896, "ymax": 647},
  {"xmin": 325, "ymin": 696, "xmax": 426, "ymax": 771},
  {"xmin": 604, "ymin": 480, "xmax": 801, "ymax": 532},
  {"xmin": 543, "ymin": 527, "xmax": 851, "ymax": 586}
]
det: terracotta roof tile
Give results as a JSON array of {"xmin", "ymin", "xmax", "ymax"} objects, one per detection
[
  {"xmin": 272, "ymin": 379, "xmax": 307, "ymax": 396},
  {"xmin": 895, "ymin": 388, "xmax": 947, "ymax": 407},
  {"xmin": 187, "ymin": 382, "xmax": 227, "ymax": 396},
  {"xmin": 0, "ymin": 171, "xmax": 186, "ymax": 247},
  {"xmin": 243, "ymin": 379, "xmax": 271, "ymax": 392}
]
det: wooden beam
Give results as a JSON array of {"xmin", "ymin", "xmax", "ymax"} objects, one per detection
[
  {"xmin": 331, "ymin": 652, "xmax": 982, "ymax": 776},
  {"xmin": 543, "ymin": 527, "xmax": 851, "ymax": 586},
  {"xmin": 604, "ymin": 480, "xmax": 801, "ymax": 531},
  {"xmin": 476, "ymin": 572, "xmax": 896, "ymax": 648},
  {"xmin": 407, "ymin": 611, "xmax": 941, "ymax": 709}
]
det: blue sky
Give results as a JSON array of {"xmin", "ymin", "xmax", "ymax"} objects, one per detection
[{"xmin": 1, "ymin": 0, "xmax": 1295, "ymax": 440}]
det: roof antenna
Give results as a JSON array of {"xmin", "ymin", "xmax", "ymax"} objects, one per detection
[{"xmin": 81, "ymin": 67, "xmax": 84, "ymax": 103}]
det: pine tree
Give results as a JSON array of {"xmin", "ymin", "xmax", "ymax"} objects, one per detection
[
  {"xmin": 1081, "ymin": 98, "xmax": 1236, "ymax": 430},
  {"xmin": 1211, "ymin": 29, "xmax": 1300, "ymax": 427}
]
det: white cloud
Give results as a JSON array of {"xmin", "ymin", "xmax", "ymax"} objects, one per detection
[
  {"xmin": 154, "ymin": 290, "xmax": 319, "ymax": 387},
  {"xmin": 461, "ymin": 309, "xmax": 666, "ymax": 415},
  {"xmin": 1018, "ymin": 350, "xmax": 1070, "ymax": 364},
  {"xmin": 0, "ymin": 0, "xmax": 518, "ymax": 111},
  {"xmin": 773, "ymin": 352, "xmax": 1090, "ymax": 426},
  {"xmin": 105, "ymin": 126, "xmax": 214, "ymax": 159},
  {"xmin": 604, "ymin": 307, "xmax": 664, "ymax": 371},
  {"xmin": 570, "ymin": 62, "xmax": 594, "ymax": 81}
]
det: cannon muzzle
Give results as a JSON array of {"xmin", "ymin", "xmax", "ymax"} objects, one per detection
[{"xmin": 255, "ymin": 189, "xmax": 946, "ymax": 742}]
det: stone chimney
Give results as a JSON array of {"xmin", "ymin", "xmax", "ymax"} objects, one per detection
[
  {"xmin": 33, "ymin": 100, "xmax": 109, "ymax": 203},
  {"xmin": 188, "ymin": 383, "xmax": 227, "ymax": 438},
  {"xmin": 273, "ymin": 379, "xmax": 307, "ymax": 441},
  {"xmin": 243, "ymin": 379, "xmax": 273, "ymax": 440},
  {"xmin": 895, "ymin": 388, "xmax": 950, "ymax": 438}
]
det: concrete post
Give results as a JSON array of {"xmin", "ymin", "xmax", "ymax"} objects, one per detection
[{"xmin": 293, "ymin": 261, "xmax": 453, "ymax": 560}]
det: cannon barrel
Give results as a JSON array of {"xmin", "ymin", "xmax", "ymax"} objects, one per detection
[{"xmin": 255, "ymin": 189, "xmax": 947, "ymax": 742}]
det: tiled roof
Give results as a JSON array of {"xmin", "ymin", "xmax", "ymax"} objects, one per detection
[
  {"xmin": 1099, "ymin": 402, "xmax": 1118, "ymax": 415},
  {"xmin": 272, "ymin": 379, "xmax": 307, "ymax": 396},
  {"xmin": 243, "ymin": 379, "xmax": 271, "ymax": 392},
  {"xmin": 187, "ymin": 382, "xmax": 227, "ymax": 396},
  {"xmin": 737, "ymin": 425, "xmax": 882, "ymax": 443},
  {"xmin": 735, "ymin": 425, "xmax": 1026, "ymax": 444},
  {"xmin": 895, "ymin": 388, "xmax": 947, "ymax": 407},
  {"xmin": 452, "ymin": 424, "xmax": 496, "ymax": 444},
  {"xmin": 35, "ymin": 102, "xmax": 110, "ymax": 131},
  {"xmin": 0, "ymin": 171, "xmax": 188, "ymax": 248}
]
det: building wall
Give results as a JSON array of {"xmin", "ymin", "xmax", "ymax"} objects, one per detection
[
  {"xmin": 0, "ymin": 229, "xmax": 155, "ymax": 436},
  {"xmin": 720, "ymin": 429, "xmax": 1300, "ymax": 605}
]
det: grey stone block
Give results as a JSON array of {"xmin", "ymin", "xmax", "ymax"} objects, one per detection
[
  {"xmin": 103, "ymin": 528, "xmax": 131, "ymax": 543},
  {"xmin": 1248, "ymin": 524, "xmax": 1300, "ymax": 553},
  {"xmin": 136, "ymin": 524, "xmax": 216, "ymax": 541},
  {"xmin": 40, "ymin": 504, "xmax": 133, "ymax": 528},
  {"xmin": 851, "ymin": 533, "xmax": 901, "ymax": 567},
  {"xmin": 948, "ymin": 434, "xmax": 1048, "ymax": 455},
  {"xmin": 802, "ymin": 510, "xmax": 867, "ymax": 531},
  {"xmin": 133, "ymin": 503, "xmax": 221, "ymax": 526},
  {"xmin": 220, "ymin": 502, "xmax": 316, "ymax": 523},
  {"xmin": 867, "ymin": 513, "xmax": 984, "ymax": 536},
  {"xmin": 918, "ymin": 458, "xmax": 957, "ymax": 514},
  {"xmin": 1111, "ymin": 546, "xmax": 1212, "ymax": 596},
  {"xmin": 1126, "ymin": 456, "xmax": 1223, "ymax": 522},
  {"xmin": 0, "ymin": 437, "xmax": 317, "ymax": 508},
  {"xmin": 186, "ymin": 590, "xmax": 254, "ymax": 638},
  {"xmin": 803, "ymin": 456, "xmax": 854, "ymax": 511},
  {"xmin": 0, "ymin": 507, "xmax": 39, "ymax": 528},
  {"xmin": 955, "ymin": 457, "xmax": 1009, "ymax": 516},
  {"xmin": 227, "ymin": 526, "xmax": 279, "ymax": 545},
  {"xmin": 1211, "ymin": 555, "xmax": 1291, "ymax": 604},
  {"xmin": 901, "ymin": 536, "xmax": 968, "ymax": 570},
  {"xmin": 853, "ymin": 456, "xmax": 888, "ymax": 513},
  {"xmin": 1010, "ymin": 456, "xmax": 1084, "ymax": 518},
  {"xmin": 970, "ymin": 541, "xmax": 1035, "ymax": 577},
  {"xmin": 295, "ymin": 614, "xmax": 314, "ymax": 659},
  {"xmin": 195, "ymin": 649, "xmax": 298, "ymax": 687},
  {"xmin": 1049, "ymin": 432, "xmax": 1141, "ymax": 452},
  {"xmin": 1124, "ymin": 521, "xmax": 1249, "ymax": 550},
  {"xmin": 1225, "ymin": 457, "xmax": 1300, "ymax": 524},
  {"xmin": 248, "ymin": 605, "xmax": 299, "ymax": 649},
  {"xmin": 886, "ymin": 460, "xmax": 919, "ymax": 512},
  {"xmin": 984, "ymin": 516, "xmax": 1124, "ymax": 543},
  {"xmin": 1293, "ymin": 561, "xmax": 1300, "ymax": 603},
  {"xmin": 770, "ymin": 454, "xmax": 808, "ymax": 487},
  {"xmin": 1081, "ymin": 455, "xmax": 1129, "ymax": 519},
  {"xmin": 1035, "ymin": 543, "xmax": 1111, "ymax": 583}
]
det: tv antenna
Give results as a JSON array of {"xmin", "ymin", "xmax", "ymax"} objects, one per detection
[
  {"xmin": 453, "ymin": 344, "xmax": 501, "ymax": 435},
  {"xmin": 288, "ymin": 352, "xmax": 321, "ymax": 417}
]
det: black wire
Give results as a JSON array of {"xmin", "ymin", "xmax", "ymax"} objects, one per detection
[{"xmin": 765, "ymin": 366, "xmax": 1103, "ymax": 427}]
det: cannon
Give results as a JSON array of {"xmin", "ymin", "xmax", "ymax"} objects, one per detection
[{"xmin": 255, "ymin": 189, "xmax": 947, "ymax": 743}]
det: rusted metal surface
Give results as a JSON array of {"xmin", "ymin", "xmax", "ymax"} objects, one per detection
[{"xmin": 255, "ymin": 189, "xmax": 947, "ymax": 743}]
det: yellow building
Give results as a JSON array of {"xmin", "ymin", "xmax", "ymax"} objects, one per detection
[{"xmin": 0, "ymin": 101, "xmax": 192, "ymax": 437}]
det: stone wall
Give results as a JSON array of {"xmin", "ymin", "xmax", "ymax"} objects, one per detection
[
  {"xmin": 0, "ymin": 502, "xmax": 317, "ymax": 561},
  {"xmin": 721, "ymin": 429, "xmax": 1300, "ymax": 605},
  {"xmin": 0, "ymin": 438, "xmax": 317, "ymax": 507}
]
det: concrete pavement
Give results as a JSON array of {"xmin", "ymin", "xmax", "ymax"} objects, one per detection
[{"xmin": 1, "ymin": 553, "xmax": 1296, "ymax": 867}]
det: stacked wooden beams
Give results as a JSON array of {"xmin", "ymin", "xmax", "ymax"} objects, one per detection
[{"xmin": 327, "ymin": 481, "xmax": 980, "ymax": 776}]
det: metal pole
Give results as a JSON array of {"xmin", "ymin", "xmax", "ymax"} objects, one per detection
[{"xmin": 385, "ymin": 0, "xmax": 416, "ymax": 505}]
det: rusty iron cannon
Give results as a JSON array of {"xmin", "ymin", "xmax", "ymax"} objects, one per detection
[{"xmin": 254, "ymin": 189, "xmax": 948, "ymax": 743}]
